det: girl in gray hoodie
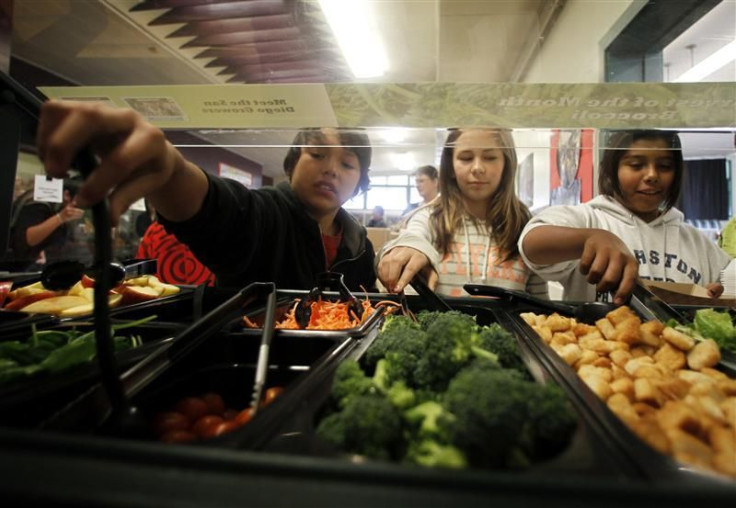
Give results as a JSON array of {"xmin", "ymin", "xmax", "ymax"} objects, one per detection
[{"xmin": 519, "ymin": 130, "xmax": 733, "ymax": 305}]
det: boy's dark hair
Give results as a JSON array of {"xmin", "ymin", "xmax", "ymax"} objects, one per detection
[
  {"xmin": 599, "ymin": 130, "xmax": 683, "ymax": 212},
  {"xmin": 415, "ymin": 165, "xmax": 438, "ymax": 180},
  {"xmin": 282, "ymin": 129, "xmax": 371, "ymax": 196}
]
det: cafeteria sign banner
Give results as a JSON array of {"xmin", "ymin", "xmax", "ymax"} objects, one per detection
[{"xmin": 40, "ymin": 82, "xmax": 735, "ymax": 129}]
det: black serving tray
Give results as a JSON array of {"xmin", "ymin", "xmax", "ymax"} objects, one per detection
[
  {"xmin": 38, "ymin": 283, "xmax": 366, "ymax": 438},
  {"xmin": 0, "ymin": 320, "xmax": 183, "ymax": 428},
  {"xmin": 226, "ymin": 296, "xmax": 642, "ymax": 481},
  {"xmin": 501, "ymin": 301, "xmax": 736, "ymax": 489}
]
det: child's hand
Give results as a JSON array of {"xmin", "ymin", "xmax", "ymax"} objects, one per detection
[
  {"xmin": 58, "ymin": 203, "xmax": 84, "ymax": 223},
  {"xmin": 38, "ymin": 101, "xmax": 183, "ymax": 225},
  {"xmin": 377, "ymin": 247, "xmax": 437, "ymax": 293},
  {"xmin": 706, "ymin": 283, "xmax": 724, "ymax": 298},
  {"xmin": 579, "ymin": 230, "xmax": 640, "ymax": 306}
]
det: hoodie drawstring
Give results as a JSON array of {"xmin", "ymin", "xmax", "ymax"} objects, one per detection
[{"xmin": 463, "ymin": 219, "xmax": 491, "ymax": 283}]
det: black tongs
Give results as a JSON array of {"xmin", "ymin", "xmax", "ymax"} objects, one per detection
[
  {"xmin": 410, "ymin": 273, "xmax": 452, "ymax": 312},
  {"xmin": 294, "ymin": 272, "xmax": 362, "ymax": 329}
]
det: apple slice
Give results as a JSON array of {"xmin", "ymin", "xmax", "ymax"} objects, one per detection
[
  {"xmin": 81, "ymin": 274, "xmax": 96, "ymax": 288},
  {"xmin": 67, "ymin": 281, "xmax": 86, "ymax": 297},
  {"xmin": 158, "ymin": 283, "xmax": 181, "ymax": 297},
  {"xmin": 7, "ymin": 283, "xmax": 46, "ymax": 300},
  {"xmin": 120, "ymin": 285, "xmax": 164, "ymax": 306},
  {"xmin": 124, "ymin": 276, "xmax": 151, "ymax": 287},
  {"xmin": 21, "ymin": 295, "xmax": 90, "ymax": 315},
  {"xmin": 57, "ymin": 293, "xmax": 124, "ymax": 318},
  {"xmin": 4, "ymin": 290, "xmax": 58, "ymax": 311}
]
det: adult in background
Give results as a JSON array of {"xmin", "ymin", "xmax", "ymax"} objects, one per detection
[{"xmin": 402, "ymin": 165, "xmax": 439, "ymax": 216}]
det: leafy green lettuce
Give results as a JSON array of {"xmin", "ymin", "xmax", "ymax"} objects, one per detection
[{"xmin": 693, "ymin": 309, "xmax": 736, "ymax": 353}]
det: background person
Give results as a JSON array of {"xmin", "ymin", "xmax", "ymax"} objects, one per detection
[{"xmin": 402, "ymin": 165, "xmax": 439, "ymax": 216}]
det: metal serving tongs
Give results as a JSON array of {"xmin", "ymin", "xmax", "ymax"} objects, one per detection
[
  {"xmin": 629, "ymin": 281, "xmax": 685, "ymax": 324},
  {"xmin": 630, "ymin": 282, "xmax": 736, "ymax": 371},
  {"xmin": 293, "ymin": 272, "xmax": 363, "ymax": 329},
  {"xmin": 249, "ymin": 282, "xmax": 277, "ymax": 417}
]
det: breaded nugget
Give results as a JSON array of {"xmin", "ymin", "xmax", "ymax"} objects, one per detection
[
  {"xmin": 610, "ymin": 349, "xmax": 632, "ymax": 367},
  {"xmin": 558, "ymin": 343, "xmax": 582, "ymax": 366},
  {"xmin": 607, "ymin": 393, "xmax": 639, "ymax": 423},
  {"xmin": 639, "ymin": 319, "xmax": 664, "ymax": 347},
  {"xmin": 614, "ymin": 315, "xmax": 642, "ymax": 345},
  {"xmin": 656, "ymin": 400, "xmax": 701, "ymax": 435},
  {"xmin": 582, "ymin": 374, "xmax": 613, "ymax": 400},
  {"xmin": 687, "ymin": 339, "xmax": 721, "ymax": 370},
  {"xmin": 653, "ymin": 343, "xmax": 687, "ymax": 371},
  {"xmin": 607, "ymin": 305, "xmax": 637, "ymax": 326},
  {"xmin": 610, "ymin": 377, "xmax": 635, "ymax": 401},
  {"xmin": 629, "ymin": 417, "xmax": 670, "ymax": 454},
  {"xmin": 595, "ymin": 318, "xmax": 617, "ymax": 341},
  {"xmin": 532, "ymin": 325, "xmax": 553, "ymax": 343},
  {"xmin": 634, "ymin": 378, "xmax": 663, "ymax": 407},
  {"xmin": 662, "ymin": 327, "xmax": 695, "ymax": 351},
  {"xmin": 546, "ymin": 313, "xmax": 571, "ymax": 332}
]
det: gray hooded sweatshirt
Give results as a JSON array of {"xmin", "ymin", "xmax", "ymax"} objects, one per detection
[{"xmin": 518, "ymin": 195, "xmax": 735, "ymax": 302}]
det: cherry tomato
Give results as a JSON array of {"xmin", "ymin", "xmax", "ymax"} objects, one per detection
[
  {"xmin": 262, "ymin": 387, "xmax": 284, "ymax": 407},
  {"xmin": 161, "ymin": 430, "xmax": 196, "ymax": 443},
  {"xmin": 202, "ymin": 393, "xmax": 225, "ymax": 415},
  {"xmin": 153, "ymin": 412, "xmax": 190, "ymax": 436},
  {"xmin": 192, "ymin": 415, "xmax": 224, "ymax": 438},
  {"xmin": 175, "ymin": 397, "xmax": 208, "ymax": 421},
  {"xmin": 234, "ymin": 408, "xmax": 252, "ymax": 426},
  {"xmin": 222, "ymin": 409, "xmax": 238, "ymax": 421},
  {"xmin": 211, "ymin": 421, "xmax": 239, "ymax": 437}
]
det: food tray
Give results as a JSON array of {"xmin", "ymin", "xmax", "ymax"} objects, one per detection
[
  {"xmin": 501, "ymin": 301, "xmax": 736, "ymax": 488},
  {"xmin": 38, "ymin": 283, "xmax": 357, "ymax": 438},
  {"xmin": 0, "ymin": 320, "xmax": 184, "ymax": 428},
  {"xmin": 224, "ymin": 297, "xmax": 641, "ymax": 480}
]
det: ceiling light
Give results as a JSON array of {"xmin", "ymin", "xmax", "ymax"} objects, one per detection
[
  {"xmin": 673, "ymin": 40, "xmax": 736, "ymax": 82},
  {"xmin": 318, "ymin": 0, "xmax": 389, "ymax": 78}
]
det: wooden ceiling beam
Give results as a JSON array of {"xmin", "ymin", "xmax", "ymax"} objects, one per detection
[
  {"xmin": 148, "ymin": 0, "xmax": 288, "ymax": 25},
  {"xmin": 168, "ymin": 14, "xmax": 294, "ymax": 37},
  {"xmin": 179, "ymin": 27, "xmax": 302, "ymax": 48}
]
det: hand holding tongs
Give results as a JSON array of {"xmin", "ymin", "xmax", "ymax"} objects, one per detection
[
  {"xmin": 294, "ymin": 272, "xmax": 362, "ymax": 329},
  {"xmin": 250, "ymin": 282, "xmax": 277, "ymax": 417}
]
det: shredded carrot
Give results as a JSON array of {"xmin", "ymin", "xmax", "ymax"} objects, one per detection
[{"xmin": 242, "ymin": 292, "xmax": 396, "ymax": 330}]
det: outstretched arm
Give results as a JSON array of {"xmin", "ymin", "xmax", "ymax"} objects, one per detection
[
  {"xmin": 522, "ymin": 225, "xmax": 639, "ymax": 305},
  {"xmin": 25, "ymin": 203, "xmax": 83, "ymax": 247},
  {"xmin": 38, "ymin": 101, "xmax": 208, "ymax": 225}
]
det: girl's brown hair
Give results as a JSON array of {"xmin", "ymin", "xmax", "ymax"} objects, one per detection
[
  {"xmin": 429, "ymin": 128, "xmax": 530, "ymax": 262},
  {"xmin": 599, "ymin": 130, "xmax": 683, "ymax": 212}
]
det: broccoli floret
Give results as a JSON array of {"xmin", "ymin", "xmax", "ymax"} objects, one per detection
[
  {"xmin": 473, "ymin": 324, "xmax": 529, "ymax": 376},
  {"xmin": 364, "ymin": 321, "xmax": 425, "ymax": 371},
  {"xmin": 404, "ymin": 440, "xmax": 467, "ymax": 469},
  {"xmin": 524, "ymin": 382, "xmax": 578, "ymax": 459},
  {"xmin": 416, "ymin": 310, "xmax": 475, "ymax": 332},
  {"xmin": 413, "ymin": 312, "xmax": 483, "ymax": 391},
  {"xmin": 443, "ymin": 363, "xmax": 533, "ymax": 468},
  {"xmin": 380, "ymin": 329, "xmax": 427, "ymax": 386},
  {"xmin": 315, "ymin": 395, "xmax": 403, "ymax": 460},
  {"xmin": 331, "ymin": 359, "xmax": 376, "ymax": 409},
  {"xmin": 381, "ymin": 313, "xmax": 422, "ymax": 335},
  {"xmin": 403, "ymin": 400, "xmax": 454, "ymax": 440},
  {"xmin": 386, "ymin": 380, "xmax": 416, "ymax": 409}
]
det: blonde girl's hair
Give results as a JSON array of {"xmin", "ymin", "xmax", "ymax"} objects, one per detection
[{"xmin": 430, "ymin": 128, "xmax": 531, "ymax": 262}]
